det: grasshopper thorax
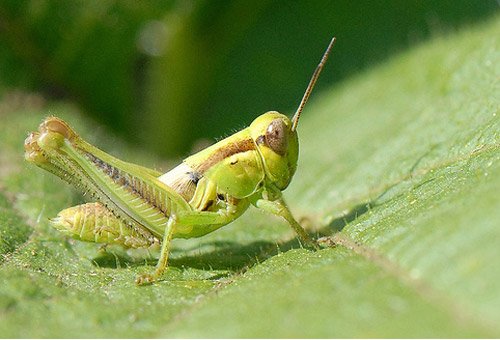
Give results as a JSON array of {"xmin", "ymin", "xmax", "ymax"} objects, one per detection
[{"xmin": 249, "ymin": 111, "xmax": 299, "ymax": 191}]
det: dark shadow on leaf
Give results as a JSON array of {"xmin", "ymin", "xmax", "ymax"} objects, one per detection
[
  {"xmin": 90, "ymin": 252, "xmax": 154, "ymax": 269},
  {"xmin": 168, "ymin": 236, "xmax": 309, "ymax": 272},
  {"xmin": 320, "ymin": 170, "xmax": 428, "ymax": 235},
  {"xmin": 90, "ymin": 236, "xmax": 308, "ymax": 273},
  {"xmin": 325, "ymin": 202, "xmax": 373, "ymax": 233},
  {"xmin": 170, "ymin": 240, "xmax": 275, "ymax": 271}
]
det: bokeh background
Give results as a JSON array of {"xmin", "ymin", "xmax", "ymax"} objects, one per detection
[{"xmin": 0, "ymin": 0, "xmax": 497, "ymax": 158}]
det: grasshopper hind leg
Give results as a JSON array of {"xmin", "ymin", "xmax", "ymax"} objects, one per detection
[{"xmin": 51, "ymin": 202, "xmax": 158, "ymax": 249}]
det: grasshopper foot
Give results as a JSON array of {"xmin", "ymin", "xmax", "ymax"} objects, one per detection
[
  {"xmin": 135, "ymin": 273, "xmax": 156, "ymax": 286},
  {"xmin": 317, "ymin": 236, "xmax": 338, "ymax": 248},
  {"xmin": 135, "ymin": 264, "xmax": 168, "ymax": 285}
]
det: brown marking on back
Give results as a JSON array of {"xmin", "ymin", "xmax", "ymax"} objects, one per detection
[{"xmin": 195, "ymin": 138, "xmax": 255, "ymax": 173}]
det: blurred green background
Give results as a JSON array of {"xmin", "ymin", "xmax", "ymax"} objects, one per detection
[{"xmin": 0, "ymin": 0, "xmax": 498, "ymax": 158}]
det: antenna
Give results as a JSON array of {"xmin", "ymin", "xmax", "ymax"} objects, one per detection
[{"xmin": 291, "ymin": 36, "xmax": 336, "ymax": 131}]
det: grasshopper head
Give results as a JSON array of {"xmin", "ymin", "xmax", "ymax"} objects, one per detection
[
  {"xmin": 248, "ymin": 37, "xmax": 336, "ymax": 191},
  {"xmin": 249, "ymin": 111, "xmax": 299, "ymax": 190}
]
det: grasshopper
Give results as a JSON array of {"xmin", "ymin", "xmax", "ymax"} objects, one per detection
[{"xmin": 24, "ymin": 37, "xmax": 336, "ymax": 285}]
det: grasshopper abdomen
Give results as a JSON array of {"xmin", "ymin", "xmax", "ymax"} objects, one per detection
[{"xmin": 51, "ymin": 202, "xmax": 158, "ymax": 249}]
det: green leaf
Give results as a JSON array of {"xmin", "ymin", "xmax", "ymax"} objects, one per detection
[{"xmin": 0, "ymin": 16, "xmax": 498, "ymax": 337}]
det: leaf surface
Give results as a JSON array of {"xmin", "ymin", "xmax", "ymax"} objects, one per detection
[{"xmin": 0, "ymin": 17, "xmax": 498, "ymax": 337}]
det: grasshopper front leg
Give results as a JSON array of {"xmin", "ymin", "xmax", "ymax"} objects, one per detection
[{"xmin": 254, "ymin": 197, "xmax": 319, "ymax": 250}]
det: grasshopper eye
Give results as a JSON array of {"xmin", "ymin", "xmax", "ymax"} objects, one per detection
[{"xmin": 265, "ymin": 119, "xmax": 288, "ymax": 155}]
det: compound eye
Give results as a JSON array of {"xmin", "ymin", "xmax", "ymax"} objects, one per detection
[{"xmin": 265, "ymin": 119, "xmax": 288, "ymax": 155}]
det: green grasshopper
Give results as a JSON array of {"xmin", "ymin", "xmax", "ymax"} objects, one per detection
[{"xmin": 24, "ymin": 37, "xmax": 336, "ymax": 285}]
